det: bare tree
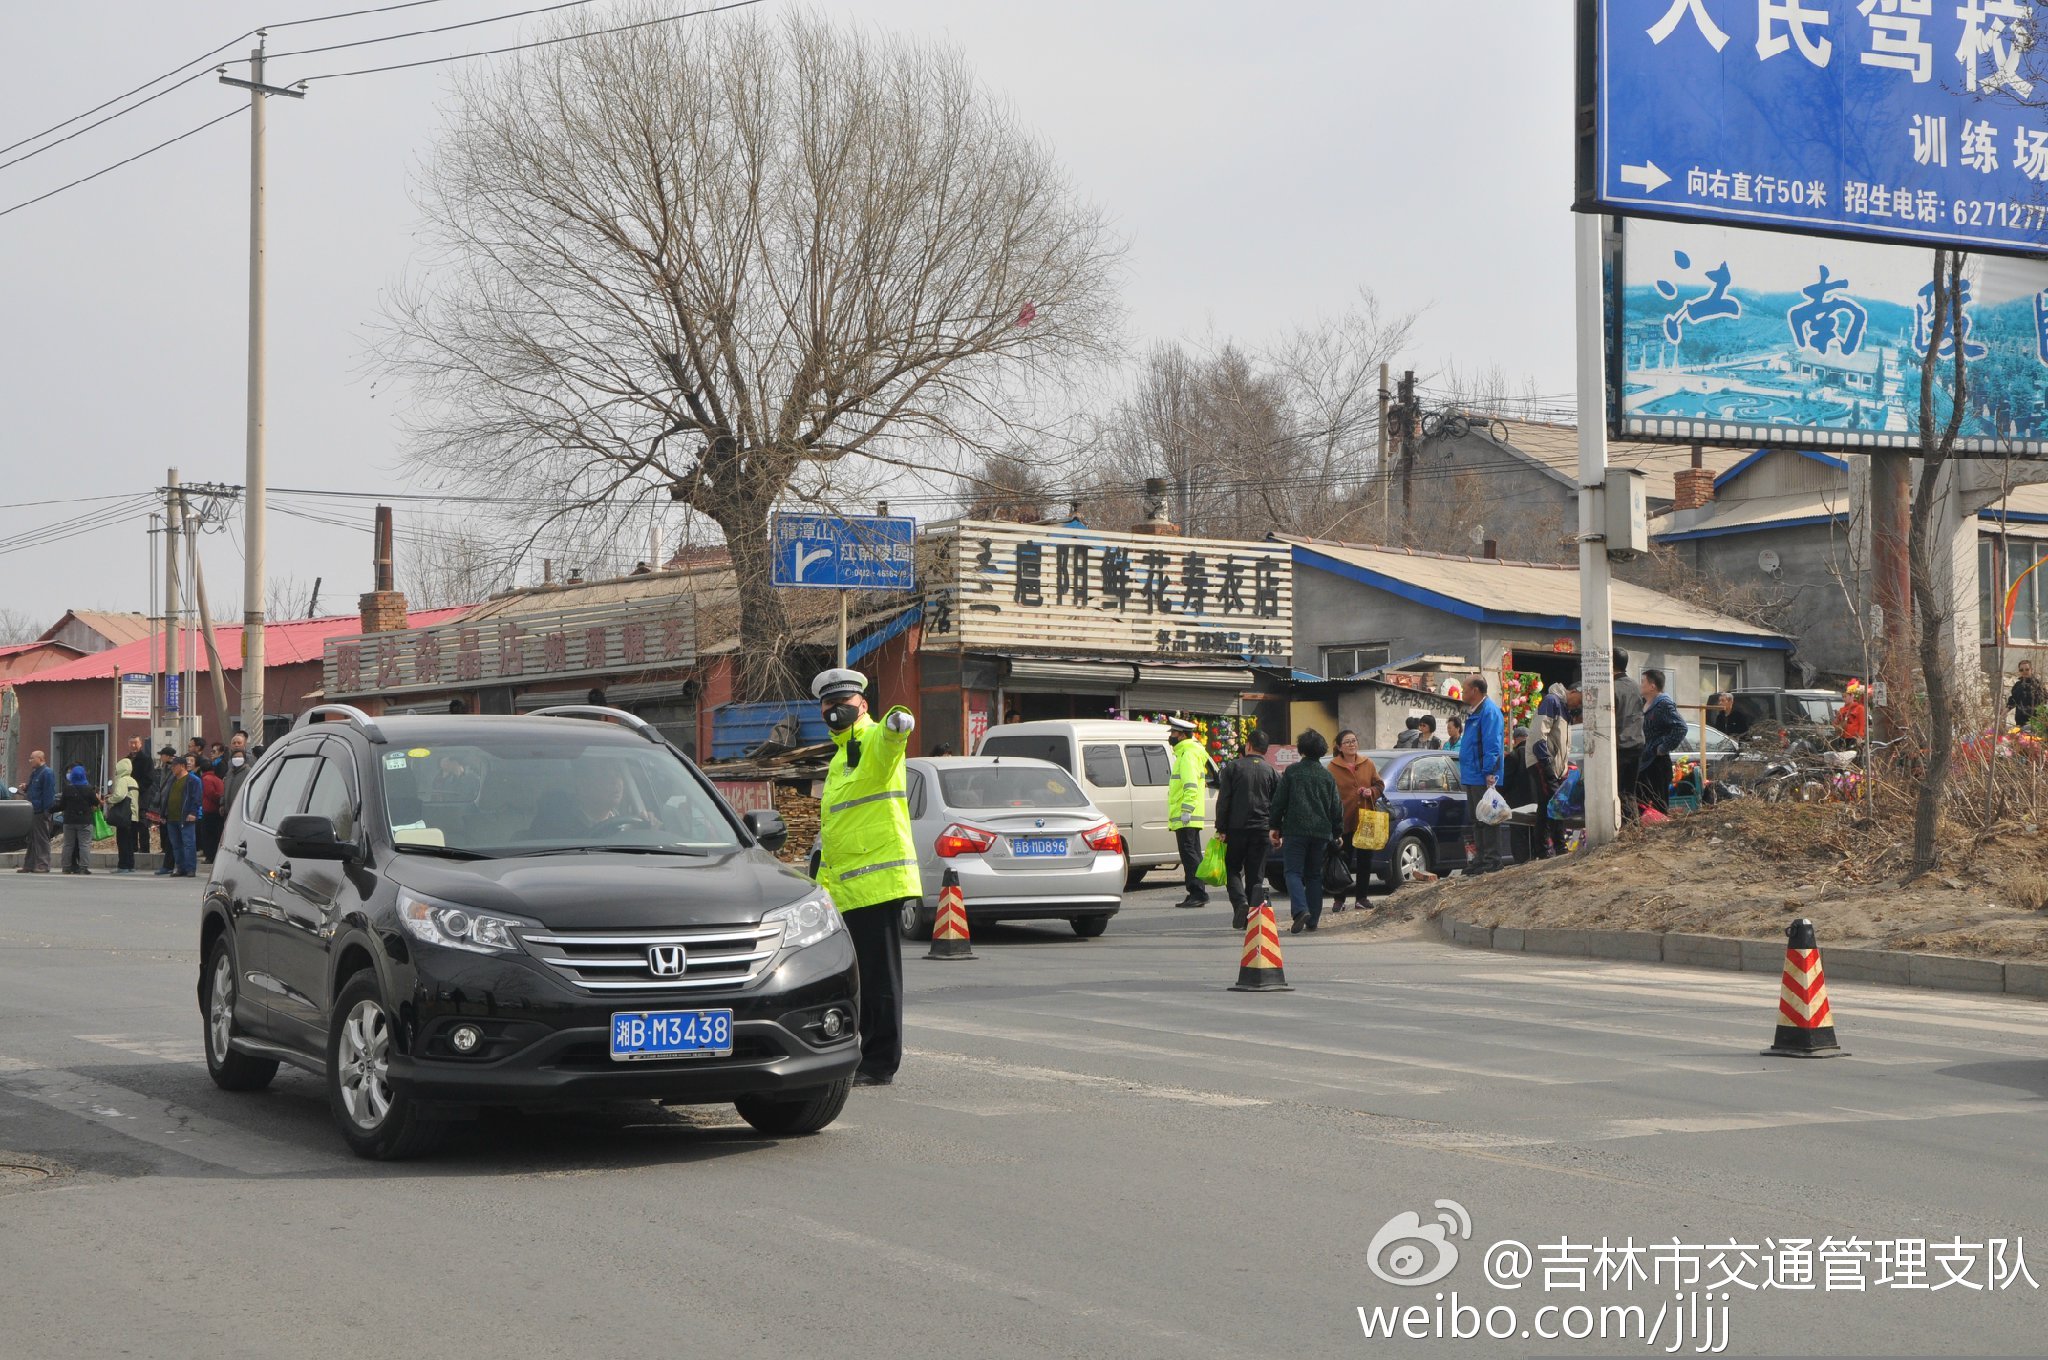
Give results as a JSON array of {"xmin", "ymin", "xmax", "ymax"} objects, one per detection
[
  {"xmin": 0, "ymin": 609, "xmax": 40, "ymax": 645},
  {"xmin": 265, "ymin": 577, "xmax": 322, "ymax": 621},
  {"xmin": 963, "ymin": 450, "xmax": 1055, "ymax": 523},
  {"xmin": 400, "ymin": 524, "xmax": 517, "ymax": 610},
  {"xmin": 1908, "ymin": 248, "xmax": 1972, "ymax": 875},
  {"xmin": 380, "ymin": 8, "xmax": 1121, "ymax": 696}
]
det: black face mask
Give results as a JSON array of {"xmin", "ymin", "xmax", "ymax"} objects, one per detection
[{"xmin": 824, "ymin": 703, "xmax": 860, "ymax": 733}]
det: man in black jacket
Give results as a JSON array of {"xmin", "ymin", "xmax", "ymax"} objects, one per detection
[{"xmin": 1214, "ymin": 729, "xmax": 1279, "ymax": 932}]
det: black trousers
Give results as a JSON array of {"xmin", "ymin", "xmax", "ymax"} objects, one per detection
[
  {"xmin": 1616, "ymin": 746, "xmax": 1644, "ymax": 823},
  {"xmin": 1222, "ymin": 828, "xmax": 1269, "ymax": 912},
  {"xmin": 114, "ymin": 822, "xmax": 140, "ymax": 870},
  {"xmin": 843, "ymin": 901, "xmax": 904, "ymax": 1081},
  {"xmin": 1174, "ymin": 826, "xmax": 1208, "ymax": 902},
  {"xmin": 1462, "ymin": 786, "xmax": 1504, "ymax": 874},
  {"xmin": 1637, "ymin": 752, "xmax": 1672, "ymax": 815}
]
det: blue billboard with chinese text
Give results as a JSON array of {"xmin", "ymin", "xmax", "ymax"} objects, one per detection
[
  {"xmin": 1616, "ymin": 216, "xmax": 2048, "ymax": 453},
  {"xmin": 1590, "ymin": 0, "xmax": 2048, "ymax": 255}
]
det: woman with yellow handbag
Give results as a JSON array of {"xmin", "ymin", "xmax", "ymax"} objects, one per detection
[{"xmin": 1326, "ymin": 730, "xmax": 1383, "ymax": 913}]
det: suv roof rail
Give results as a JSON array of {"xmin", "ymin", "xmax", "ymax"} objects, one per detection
[
  {"xmin": 529, "ymin": 704, "xmax": 664, "ymax": 746},
  {"xmin": 295, "ymin": 703, "xmax": 388, "ymax": 745}
]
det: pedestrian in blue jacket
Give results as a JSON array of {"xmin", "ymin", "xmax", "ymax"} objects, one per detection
[
  {"xmin": 17, "ymin": 750, "xmax": 57, "ymax": 874},
  {"xmin": 1459, "ymin": 676, "xmax": 1507, "ymax": 875}
]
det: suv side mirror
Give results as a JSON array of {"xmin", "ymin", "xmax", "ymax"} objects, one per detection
[
  {"xmin": 744, "ymin": 809, "xmax": 788, "ymax": 853},
  {"xmin": 276, "ymin": 813, "xmax": 359, "ymax": 863}
]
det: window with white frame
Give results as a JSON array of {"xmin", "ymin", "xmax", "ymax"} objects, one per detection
[
  {"xmin": 1700, "ymin": 659, "xmax": 1744, "ymax": 697},
  {"xmin": 1322, "ymin": 643, "xmax": 1390, "ymax": 678},
  {"xmin": 2006, "ymin": 540, "xmax": 2048, "ymax": 643}
]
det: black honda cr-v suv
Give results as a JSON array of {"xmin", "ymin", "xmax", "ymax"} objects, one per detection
[{"xmin": 197, "ymin": 704, "xmax": 859, "ymax": 1159}]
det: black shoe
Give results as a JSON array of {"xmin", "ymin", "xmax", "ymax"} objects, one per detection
[
  {"xmin": 853, "ymin": 1071, "xmax": 895, "ymax": 1088},
  {"xmin": 1290, "ymin": 916, "xmax": 1305, "ymax": 935},
  {"xmin": 1173, "ymin": 896, "xmax": 1207, "ymax": 909},
  {"xmin": 1230, "ymin": 910, "xmax": 1248, "ymax": 931},
  {"xmin": 1305, "ymin": 918, "xmax": 1319, "ymax": 932}
]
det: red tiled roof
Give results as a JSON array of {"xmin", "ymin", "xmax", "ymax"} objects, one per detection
[{"xmin": 14, "ymin": 607, "xmax": 473, "ymax": 685}]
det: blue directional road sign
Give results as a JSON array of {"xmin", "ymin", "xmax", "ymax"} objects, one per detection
[
  {"xmin": 770, "ymin": 513, "xmax": 917, "ymax": 591},
  {"xmin": 1587, "ymin": 0, "xmax": 2048, "ymax": 254}
]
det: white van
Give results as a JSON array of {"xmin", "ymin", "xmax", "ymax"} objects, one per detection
[{"xmin": 975, "ymin": 719, "xmax": 1215, "ymax": 888}]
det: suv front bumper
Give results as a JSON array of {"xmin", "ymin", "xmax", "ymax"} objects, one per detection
[{"xmin": 388, "ymin": 933, "xmax": 860, "ymax": 1107}]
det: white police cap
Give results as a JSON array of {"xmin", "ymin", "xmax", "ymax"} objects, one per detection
[
  {"xmin": 811, "ymin": 668, "xmax": 870, "ymax": 702},
  {"xmin": 1166, "ymin": 717, "xmax": 1197, "ymax": 733}
]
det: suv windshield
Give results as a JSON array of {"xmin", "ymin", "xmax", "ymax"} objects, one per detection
[
  {"xmin": 1792, "ymin": 696, "xmax": 1840, "ymax": 724},
  {"xmin": 939, "ymin": 765, "xmax": 1088, "ymax": 809},
  {"xmin": 377, "ymin": 730, "xmax": 742, "ymax": 857}
]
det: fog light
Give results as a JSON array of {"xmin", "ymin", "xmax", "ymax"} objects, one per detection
[
  {"xmin": 451, "ymin": 1024, "xmax": 482, "ymax": 1054},
  {"xmin": 822, "ymin": 1010, "xmax": 847, "ymax": 1039}
]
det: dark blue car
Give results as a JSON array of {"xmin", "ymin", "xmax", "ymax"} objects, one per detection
[{"xmin": 1263, "ymin": 749, "xmax": 1485, "ymax": 893}]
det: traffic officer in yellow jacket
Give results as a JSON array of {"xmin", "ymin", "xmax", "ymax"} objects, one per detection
[
  {"xmin": 812, "ymin": 667, "xmax": 921, "ymax": 1086},
  {"xmin": 1166, "ymin": 717, "xmax": 1214, "ymax": 909}
]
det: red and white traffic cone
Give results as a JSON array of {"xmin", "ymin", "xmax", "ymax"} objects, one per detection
[
  {"xmin": 1762, "ymin": 917, "xmax": 1846, "ymax": 1058},
  {"xmin": 925, "ymin": 868, "xmax": 976, "ymax": 961},
  {"xmin": 1228, "ymin": 901, "xmax": 1292, "ymax": 993}
]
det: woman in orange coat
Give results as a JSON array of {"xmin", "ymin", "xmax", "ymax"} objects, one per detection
[{"xmin": 1327, "ymin": 728, "xmax": 1385, "ymax": 913}]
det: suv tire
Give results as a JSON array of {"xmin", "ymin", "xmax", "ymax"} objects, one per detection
[
  {"xmin": 327, "ymin": 972, "xmax": 447, "ymax": 1160},
  {"xmin": 1070, "ymin": 914, "xmax": 1110, "ymax": 938},
  {"xmin": 733, "ymin": 1076, "xmax": 852, "ymax": 1137},
  {"xmin": 202, "ymin": 936, "xmax": 278, "ymax": 1093}
]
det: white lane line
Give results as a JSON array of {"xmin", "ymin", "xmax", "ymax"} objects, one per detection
[
  {"xmin": 75, "ymin": 1034, "xmax": 206, "ymax": 1065},
  {"xmin": 0, "ymin": 1061, "xmax": 332, "ymax": 1175},
  {"xmin": 760, "ymin": 1209, "xmax": 1249, "ymax": 1359},
  {"xmin": 1589, "ymin": 1100, "xmax": 2043, "ymax": 1141},
  {"xmin": 1054, "ymin": 994, "xmax": 1584, "ymax": 1085},
  {"xmin": 902, "ymin": 1047, "xmax": 1268, "ymax": 1107},
  {"xmin": 923, "ymin": 1015, "xmax": 1453, "ymax": 1096}
]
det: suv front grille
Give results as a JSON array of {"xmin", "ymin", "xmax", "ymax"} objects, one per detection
[{"xmin": 519, "ymin": 923, "xmax": 784, "ymax": 993}]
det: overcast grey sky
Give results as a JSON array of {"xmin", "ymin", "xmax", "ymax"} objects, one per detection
[{"xmin": 0, "ymin": 0, "xmax": 1575, "ymax": 619}]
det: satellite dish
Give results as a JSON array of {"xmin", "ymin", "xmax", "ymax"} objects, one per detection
[{"xmin": 1758, "ymin": 549, "xmax": 1781, "ymax": 574}]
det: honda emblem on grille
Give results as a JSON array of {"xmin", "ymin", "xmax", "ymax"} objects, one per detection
[{"xmin": 647, "ymin": 945, "xmax": 688, "ymax": 976}]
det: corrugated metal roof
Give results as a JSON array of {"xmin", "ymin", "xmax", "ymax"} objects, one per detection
[
  {"xmin": 1286, "ymin": 537, "xmax": 1786, "ymax": 643},
  {"xmin": 16, "ymin": 607, "xmax": 473, "ymax": 685},
  {"xmin": 39, "ymin": 610, "xmax": 155, "ymax": 647},
  {"xmin": 1651, "ymin": 491, "xmax": 1845, "ymax": 539},
  {"xmin": 463, "ymin": 567, "xmax": 736, "ymax": 620},
  {"xmin": 1486, "ymin": 419, "xmax": 1755, "ymax": 487}
]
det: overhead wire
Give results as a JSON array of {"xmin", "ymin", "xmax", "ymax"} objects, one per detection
[
  {"xmin": 0, "ymin": 105, "xmax": 246, "ymax": 221},
  {"xmin": 291, "ymin": 0, "xmax": 766, "ymax": 83},
  {"xmin": 267, "ymin": 0, "xmax": 607, "ymax": 59}
]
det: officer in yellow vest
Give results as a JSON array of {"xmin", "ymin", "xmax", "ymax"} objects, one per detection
[
  {"xmin": 812, "ymin": 667, "xmax": 921, "ymax": 1086},
  {"xmin": 1166, "ymin": 717, "xmax": 1214, "ymax": 909}
]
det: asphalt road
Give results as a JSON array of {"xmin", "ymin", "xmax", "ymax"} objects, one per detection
[{"xmin": 1, "ymin": 871, "xmax": 2045, "ymax": 1359}]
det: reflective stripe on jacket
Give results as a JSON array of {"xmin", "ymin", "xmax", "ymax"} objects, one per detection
[
  {"xmin": 816, "ymin": 710, "xmax": 923, "ymax": 912},
  {"xmin": 1167, "ymin": 738, "xmax": 1211, "ymax": 831}
]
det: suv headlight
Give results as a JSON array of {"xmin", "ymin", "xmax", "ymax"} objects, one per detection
[
  {"xmin": 765, "ymin": 891, "xmax": 843, "ymax": 951},
  {"xmin": 397, "ymin": 888, "xmax": 524, "ymax": 955}
]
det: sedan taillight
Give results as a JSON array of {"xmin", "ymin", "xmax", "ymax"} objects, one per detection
[
  {"xmin": 935, "ymin": 822, "xmax": 998, "ymax": 857},
  {"xmin": 1082, "ymin": 821, "xmax": 1122, "ymax": 854}
]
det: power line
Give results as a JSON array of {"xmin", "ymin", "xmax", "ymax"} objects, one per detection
[
  {"xmin": 0, "ymin": 68, "xmax": 218, "ymax": 175},
  {"xmin": 293, "ymin": 0, "xmax": 766, "ymax": 83},
  {"xmin": 0, "ymin": 34, "xmax": 252, "ymax": 158},
  {"xmin": 269, "ymin": 0, "xmax": 608, "ymax": 60},
  {"xmin": 269, "ymin": 0, "xmax": 469, "ymax": 29},
  {"xmin": 0, "ymin": 105, "xmax": 245, "ymax": 222}
]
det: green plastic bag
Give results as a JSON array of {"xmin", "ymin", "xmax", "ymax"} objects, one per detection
[
  {"xmin": 92, "ymin": 808, "xmax": 113, "ymax": 841},
  {"xmin": 1195, "ymin": 835, "xmax": 1228, "ymax": 886}
]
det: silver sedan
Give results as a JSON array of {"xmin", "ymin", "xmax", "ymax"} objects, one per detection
[{"xmin": 901, "ymin": 756, "xmax": 1125, "ymax": 940}]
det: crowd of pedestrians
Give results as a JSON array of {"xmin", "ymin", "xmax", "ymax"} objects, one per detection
[{"xmin": 14, "ymin": 731, "xmax": 260, "ymax": 877}]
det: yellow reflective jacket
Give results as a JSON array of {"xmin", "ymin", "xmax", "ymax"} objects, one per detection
[
  {"xmin": 1167, "ymin": 737, "xmax": 1213, "ymax": 830},
  {"xmin": 816, "ymin": 709, "xmax": 923, "ymax": 912}
]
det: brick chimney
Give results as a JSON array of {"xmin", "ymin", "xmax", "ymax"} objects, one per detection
[
  {"xmin": 1673, "ymin": 442, "xmax": 1715, "ymax": 512},
  {"xmin": 1130, "ymin": 476, "xmax": 1182, "ymax": 537},
  {"xmin": 358, "ymin": 504, "xmax": 409, "ymax": 635}
]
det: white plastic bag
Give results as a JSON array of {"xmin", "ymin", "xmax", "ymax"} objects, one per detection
[{"xmin": 1475, "ymin": 786, "xmax": 1512, "ymax": 826}]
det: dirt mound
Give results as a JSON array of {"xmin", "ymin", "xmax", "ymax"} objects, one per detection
[{"xmin": 1353, "ymin": 801, "xmax": 2048, "ymax": 960}]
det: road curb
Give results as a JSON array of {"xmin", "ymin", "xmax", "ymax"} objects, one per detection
[{"xmin": 1434, "ymin": 908, "xmax": 2048, "ymax": 1002}]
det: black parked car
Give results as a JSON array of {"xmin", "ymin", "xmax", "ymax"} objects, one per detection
[{"xmin": 197, "ymin": 704, "xmax": 859, "ymax": 1159}]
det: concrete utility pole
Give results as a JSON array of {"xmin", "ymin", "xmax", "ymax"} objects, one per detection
[
  {"xmin": 1574, "ymin": 214, "xmax": 1620, "ymax": 847},
  {"xmin": 165, "ymin": 470, "xmax": 184, "ymax": 750},
  {"xmin": 221, "ymin": 40, "xmax": 305, "ymax": 743},
  {"xmin": 1377, "ymin": 362, "xmax": 1392, "ymax": 543}
]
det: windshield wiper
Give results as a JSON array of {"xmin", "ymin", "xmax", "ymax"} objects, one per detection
[
  {"xmin": 393, "ymin": 843, "xmax": 495, "ymax": 860},
  {"xmin": 515, "ymin": 845, "xmax": 712, "ymax": 858}
]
